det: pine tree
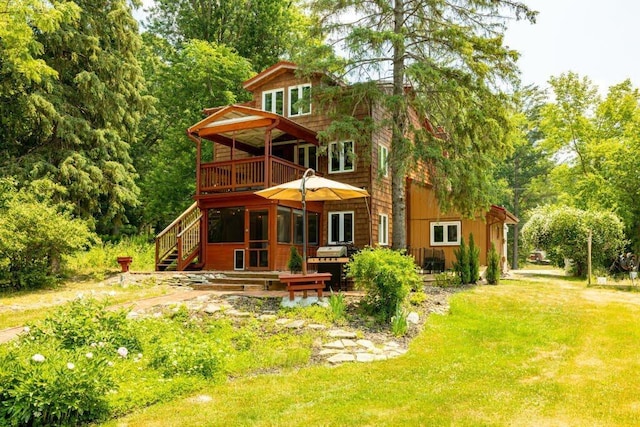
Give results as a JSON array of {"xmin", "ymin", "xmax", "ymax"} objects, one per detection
[
  {"xmin": 454, "ymin": 237, "xmax": 471, "ymax": 285},
  {"xmin": 486, "ymin": 243, "xmax": 501, "ymax": 285}
]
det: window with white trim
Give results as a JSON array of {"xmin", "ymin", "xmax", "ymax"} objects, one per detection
[
  {"xmin": 295, "ymin": 144, "xmax": 317, "ymax": 170},
  {"xmin": 328, "ymin": 211, "xmax": 354, "ymax": 244},
  {"xmin": 289, "ymin": 84, "xmax": 311, "ymax": 116},
  {"xmin": 378, "ymin": 144, "xmax": 388, "ymax": 177},
  {"xmin": 378, "ymin": 214, "xmax": 389, "ymax": 246},
  {"xmin": 430, "ymin": 221, "xmax": 461, "ymax": 246},
  {"xmin": 329, "ymin": 141, "xmax": 354, "ymax": 173},
  {"xmin": 263, "ymin": 88, "xmax": 284, "ymax": 115}
]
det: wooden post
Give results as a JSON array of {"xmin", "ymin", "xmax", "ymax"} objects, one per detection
[{"xmin": 587, "ymin": 229, "xmax": 592, "ymax": 286}]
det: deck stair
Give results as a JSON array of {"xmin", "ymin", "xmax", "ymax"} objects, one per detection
[
  {"xmin": 156, "ymin": 202, "xmax": 202, "ymax": 271},
  {"xmin": 165, "ymin": 271, "xmax": 283, "ymax": 291}
]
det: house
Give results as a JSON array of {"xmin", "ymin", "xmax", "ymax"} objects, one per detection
[{"xmin": 155, "ymin": 61, "xmax": 517, "ymax": 273}]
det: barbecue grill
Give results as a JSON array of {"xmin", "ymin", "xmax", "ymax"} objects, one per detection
[{"xmin": 308, "ymin": 245, "xmax": 358, "ymax": 291}]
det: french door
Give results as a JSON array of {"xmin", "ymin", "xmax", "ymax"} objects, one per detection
[{"xmin": 247, "ymin": 209, "xmax": 269, "ymax": 269}]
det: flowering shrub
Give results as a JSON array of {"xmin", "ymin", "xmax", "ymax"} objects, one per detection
[{"xmin": 0, "ymin": 343, "xmax": 113, "ymax": 426}]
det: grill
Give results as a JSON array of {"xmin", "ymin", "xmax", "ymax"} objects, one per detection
[{"xmin": 308, "ymin": 245, "xmax": 358, "ymax": 291}]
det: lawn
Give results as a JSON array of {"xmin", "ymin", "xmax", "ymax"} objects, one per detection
[{"xmin": 105, "ymin": 271, "xmax": 640, "ymax": 426}]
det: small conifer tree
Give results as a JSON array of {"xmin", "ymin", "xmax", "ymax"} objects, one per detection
[
  {"xmin": 454, "ymin": 237, "xmax": 470, "ymax": 284},
  {"xmin": 486, "ymin": 243, "xmax": 501, "ymax": 285},
  {"xmin": 287, "ymin": 246, "xmax": 303, "ymax": 273},
  {"xmin": 468, "ymin": 233, "xmax": 480, "ymax": 284}
]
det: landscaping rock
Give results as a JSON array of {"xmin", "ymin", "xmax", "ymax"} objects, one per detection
[
  {"xmin": 258, "ymin": 314, "xmax": 277, "ymax": 321},
  {"xmin": 324, "ymin": 340, "xmax": 345, "ymax": 349},
  {"xmin": 307, "ymin": 324, "xmax": 327, "ymax": 330},
  {"xmin": 327, "ymin": 353, "xmax": 355, "ymax": 364},
  {"xmin": 328, "ymin": 329, "xmax": 357, "ymax": 339},
  {"xmin": 341, "ymin": 339, "xmax": 358, "ymax": 348},
  {"xmin": 286, "ymin": 320, "xmax": 305, "ymax": 329},
  {"xmin": 203, "ymin": 304, "xmax": 221, "ymax": 314},
  {"xmin": 356, "ymin": 353, "xmax": 375, "ymax": 363},
  {"xmin": 407, "ymin": 312, "xmax": 420, "ymax": 324},
  {"xmin": 356, "ymin": 339, "xmax": 375, "ymax": 350}
]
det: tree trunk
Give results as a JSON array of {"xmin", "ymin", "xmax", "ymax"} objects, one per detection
[{"xmin": 391, "ymin": 0, "xmax": 407, "ymax": 250}]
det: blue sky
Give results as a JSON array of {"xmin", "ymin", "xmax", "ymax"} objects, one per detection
[{"xmin": 505, "ymin": 0, "xmax": 640, "ymax": 93}]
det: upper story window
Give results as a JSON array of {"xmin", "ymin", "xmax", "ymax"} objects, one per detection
[
  {"xmin": 329, "ymin": 141, "xmax": 354, "ymax": 173},
  {"xmin": 430, "ymin": 221, "xmax": 461, "ymax": 246},
  {"xmin": 296, "ymin": 144, "xmax": 317, "ymax": 170},
  {"xmin": 378, "ymin": 144, "xmax": 389, "ymax": 177},
  {"xmin": 263, "ymin": 88, "xmax": 284, "ymax": 115},
  {"xmin": 289, "ymin": 84, "xmax": 311, "ymax": 117}
]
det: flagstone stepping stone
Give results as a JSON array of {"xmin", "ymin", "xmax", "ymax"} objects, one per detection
[
  {"xmin": 258, "ymin": 314, "xmax": 277, "ymax": 321},
  {"xmin": 324, "ymin": 340, "xmax": 345, "ymax": 349},
  {"xmin": 327, "ymin": 353, "xmax": 355, "ymax": 364},
  {"xmin": 356, "ymin": 339, "xmax": 375, "ymax": 349},
  {"xmin": 204, "ymin": 304, "xmax": 221, "ymax": 314},
  {"xmin": 307, "ymin": 324, "xmax": 327, "ymax": 330},
  {"xmin": 286, "ymin": 320, "xmax": 305, "ymax": 329},
  {"xmin": 341, "ymin": 339, "xmax": 358, "ymax": 347},
  {"xmin": 328, "ymin": 329, "xmax": 357, "ymax": 339},
  {"xmin": 276, "ymin": 318, "xmax": 291, "ymax": 325},
  {"xmin": 227, "ymin": 309, "xmax": 252, "ymax": 318},
  {"xmin": 356, "ymin": 353, "xmax": 375, "ymax": 363},
  {"xmin": 319, "ymin": 349, "xmax": 342, "ymax": 356}
]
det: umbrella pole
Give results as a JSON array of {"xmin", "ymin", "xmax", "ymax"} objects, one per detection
[{"xmin": 301, "ymin": 168, "xmax": 314, "ymax": 275}]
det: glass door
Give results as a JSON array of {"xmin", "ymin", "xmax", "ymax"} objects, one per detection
[{"xmin": 248, "ymin": 209, "xmax": 269, "ymax": 269}]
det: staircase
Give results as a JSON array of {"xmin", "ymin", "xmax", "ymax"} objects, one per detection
[{"xmin": 156, "ymin": 203, "xmax": 202, "ymax": 271}]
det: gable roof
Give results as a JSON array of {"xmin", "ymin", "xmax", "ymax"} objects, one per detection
[
  {"xmin": 243, "ymin": 61, "xmax": 298, "ymax": 91},
  {"xmin": 188, "ymin": 104, "xmax": 318, "ymax": 154}
]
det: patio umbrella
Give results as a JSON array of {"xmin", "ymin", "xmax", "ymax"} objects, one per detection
[{"xmin": 255, "ymin": 168, "xmax": 370, "ymax": 274}]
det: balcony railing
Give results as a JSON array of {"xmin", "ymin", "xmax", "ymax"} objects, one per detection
[{"xmin": 199, "ymin": 156, "xmax": 308, "ymax": 193}]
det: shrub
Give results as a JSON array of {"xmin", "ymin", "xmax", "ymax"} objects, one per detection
[
  {"xmin": 454, "ymin": 237, "xmax": 471, "ymax": 284},
  {"xmin": 391, "ymin": 306, "xmax": 408, "ymax": 337},
  {"xmin": 486, "ymin": 243, "xmax": 500, "ymax": 285},
  {"xmin": 64, "ymin": 235, "xmax": 156, "ymax": 276},
  {"xmin": 0, "ymin": 179, "xmax": 95, "ymax": 290},
  {"xmin": 434, "ymin": 271, "xmax": 462, "ymax": 288},
  {"xmin": 287, "ymin": 246, "xmax": 303, "ymax": 273},
  {"xmin": 328, "ymin": 291, "xmax": 347, "ymax": 322},
  {"xmin": 347, "ymin": 247, "xmax": 421, "ymax": 322},
  {"xmin": 468, "ymin": 233, "xmax": 480, "ymax": 284}
]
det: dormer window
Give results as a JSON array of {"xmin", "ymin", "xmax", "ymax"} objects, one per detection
[
  {"xmin": 289, "ymin": 84, "xmax": 311, "ymax": 117},
  {"xmin": 263, "ymin": 88, "xmax": 284, "ymax": 115}
]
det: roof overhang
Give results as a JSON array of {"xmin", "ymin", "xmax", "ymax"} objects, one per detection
[
  {"xmin": 243, "ymin": 61, "xmax": 298, "ymax": 91},
  {"xmin": 187, "ymin": 104, "xmax": 318, "ymax": 152},
  {"xmin": 489, "ymin": 205, "xmax": 519, "ymax": 224}
]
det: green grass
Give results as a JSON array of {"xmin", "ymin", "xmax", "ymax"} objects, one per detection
[{"xmin": 103, "ymin": 273, "xmax": 640, "ymax": 426}]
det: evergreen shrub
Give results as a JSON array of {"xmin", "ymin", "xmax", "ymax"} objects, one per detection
[{"xmin": 486, "ymin": 243, "xmax": 501, "ymax": 285}]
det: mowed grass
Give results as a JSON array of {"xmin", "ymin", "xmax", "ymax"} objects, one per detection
[{"xmin": 106, "ymin": 273, "xmax": 640, "ymax": 426}]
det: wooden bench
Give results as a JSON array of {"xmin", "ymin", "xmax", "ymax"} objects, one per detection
[{"xmin": 278, "ymin": 272, "xmax": 332, "ymax": 301}]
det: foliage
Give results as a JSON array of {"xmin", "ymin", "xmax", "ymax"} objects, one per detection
[
  {"xmin": 538, "ymin": 74, "xmax": 640, "ymax": 252},
  {"xmin": 0, "ymin": 179, "xmax": 95, "ymax": 290},
  {"xmin": 522, "ymin": 205, "xmax": 626, "ymax": 277},
  {"xmin": 134, "ymin": 37, "xmax": 253, "ymax": 230},
  {"xmin": 486, "ymin": 243, "xmax": 501, "ymax": 285},
  {"xmin": 304, "ymin": 0, "xmax": 536, "ymax": 248},
  {"xmin": 0, "ymin": 343, "xmax": 113, "ymax": 426},
  {"xmin": 64, "ymin": 235, "xmax": 155, "ymax": 277},
  {"xmin": 287, "ymin": 246, "xmax": 303, "ymax": 274},
  {"xmin": 328, "ymin": 292, "xmax": 347, "ymax": 322},
  {"xmin": 391, "ymin": 306, "xmax": 408, "ymax": 337},
  {"xmin": 454, "ymin": 237, "xmax": 471, "ymax": 285},
  {"xmin": 434, "ymin": 271, "xmax": 462, "ymax": 288},
  {"xmin": 144, "ymin": 0, "xmax": 318, "ymax": 72},
  {"xmin": 468, "ymin": 234, "xmax": 480, "ymax": 284},
  {"xmin": 0, "ymin": 0, "xmax": 152, "ymax": 235},
  {"xmin": 347, "ymin": 248, "xmax": 421, "ymax": 322}
]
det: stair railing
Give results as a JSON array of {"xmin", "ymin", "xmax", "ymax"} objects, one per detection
[
  {"xmin": 155, "ymin": 202, "xmax": 201, "ymax": 270},
  {"xmin": 176, "ymin": 213, "xmax": 203, "ymax": 271}
]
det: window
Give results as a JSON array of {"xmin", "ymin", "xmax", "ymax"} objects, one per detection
[
  {"xmin": 277, "ymin": 207, "xmax": 319, "ymax": 245},
  {"xmin": 328, "ymin": 211, "xmax": 354, "ymax": 244},
  {"xmin": 296, "ymin": 144, "xmax": 317, "ymax": 170},
  {"xmin": 289, "ymin": 84, "xmax": 311, "ymax": 116},
  {"xmin": 208, "ymin": 207, "xmax": 245, "ymax": 243},
  {"xmin": 277, "ymin": 206, "xmax": 291, "ymax": 243},
  {"xmin": 378, "ymin": 214, "xmax": 389, "ymax": 246},
  {"xmin": 378, "ymin": 144, "xmax": 389, "ymax": 177},
  {"xmin": 329, "ymin": 141, "xmax": 354, "ymax": 173},
  {"xmin": 263, "ymin": 89, "xmax": 284, "ymax": 115},
  {"xmin": 430, "ymin": 221, "xmax": 461, "ymax": 246}
]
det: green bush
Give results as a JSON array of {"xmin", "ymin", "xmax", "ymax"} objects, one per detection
[
  {"xmin": 434, "ymin": 271, "xmax": 462, "ymax": 288},
  {"xmin": 468, "ymin": 233, "xmax": 480, "ymax": 284},
  {"xmin": 0, "ymin": 179, "xmax": 95, "ymax": 290},
  {"xmin": 454, "ymin": 237, "xmax": 471, "ymax": 284},
  {"xmin": 328, "ymin": 291, "xmax": 347, "ymax": 322},
  {"xmin": 347, "ymin": 247, "xmax": 421, "ymax": 322},
  {"xmin": 486, "ymin": 243, "xmax": 501, "ymax": 285},
  {"xmin": 391, "ymin": 306, "xmax": 408, "ymax": 337},
  {"xmin": 0, "ymin": 341, "xmax": 113, "ymax": 426},
  {"xmin": 287, "ymin": 246, "xmax": 303, "ymax": 273}
]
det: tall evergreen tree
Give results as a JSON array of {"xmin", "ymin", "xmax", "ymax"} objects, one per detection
[
  {"xmin": 305, "ymin": 0, "xmax": 536, "ymax": 249},
  {"xmin": 1, "ymin": 0, "xmax": 152, "ymax": 234}
]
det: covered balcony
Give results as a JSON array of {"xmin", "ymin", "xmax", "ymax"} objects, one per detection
[{"xmin": 188, "ymin": 105, "xmax": 319, "ymax": 195}]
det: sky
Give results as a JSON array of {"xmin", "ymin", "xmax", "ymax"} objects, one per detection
[
  {"xmin": 504, "ymin": 0, "xmax": 640, "ymax": 94},
  {"xmin": 136, "ymin": 0, "xmax": 640, "ymax": 95}
]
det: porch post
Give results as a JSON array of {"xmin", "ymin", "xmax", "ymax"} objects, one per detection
[{"xmin": 264, "ymin": 128, "xmax": 271, "ymax": 187}]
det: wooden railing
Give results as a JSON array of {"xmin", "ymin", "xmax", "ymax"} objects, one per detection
[
  {"xmin": 155, "ymin": 202, "xmax": 201, "ymax": 270},
  {"xmin": 176, "ymin": 212, "xmax": 202, "ymax": 270},
  {"xmin": 200, "ymin": 156, "xmax": 308, "ymax": 193}
]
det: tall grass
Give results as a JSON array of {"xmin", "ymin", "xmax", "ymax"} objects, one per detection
[{"xmin": 64, "ymin": 236, "xmax": 155, "ymax": 277}]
